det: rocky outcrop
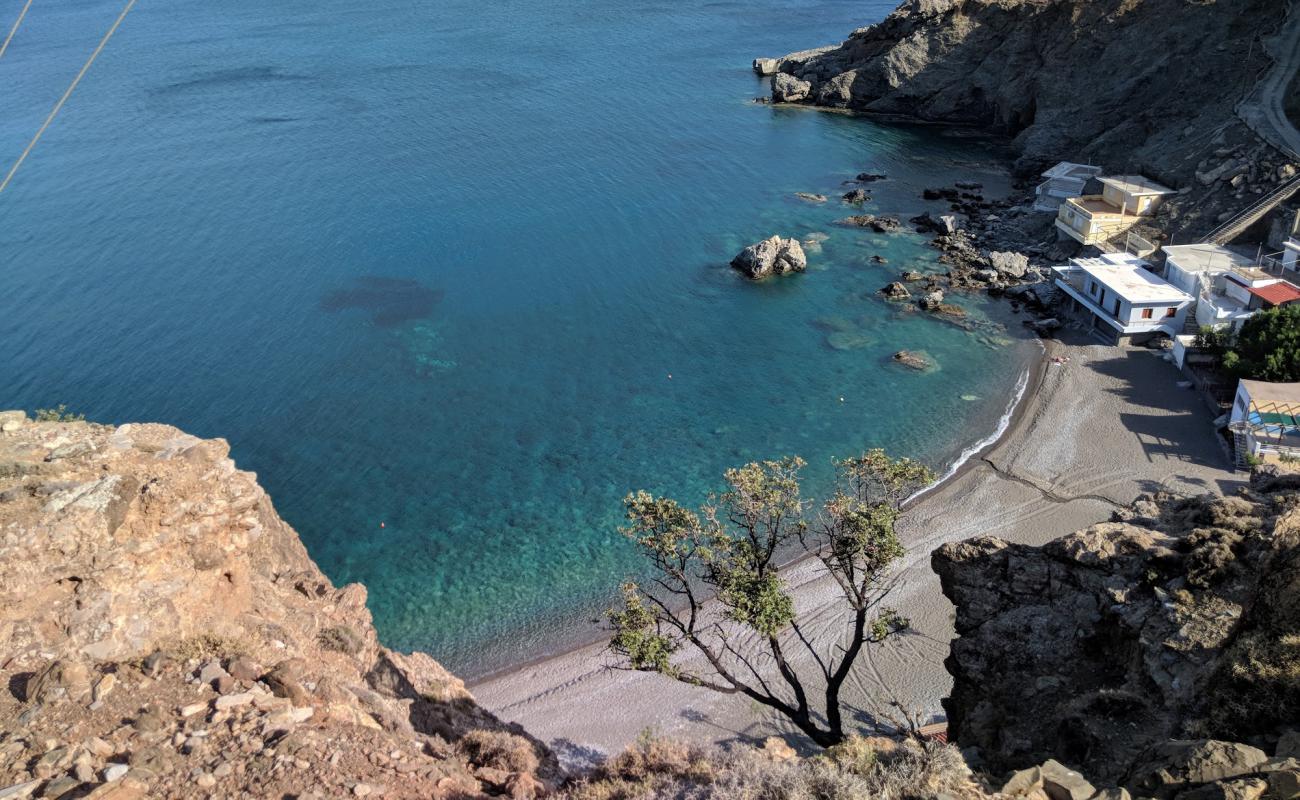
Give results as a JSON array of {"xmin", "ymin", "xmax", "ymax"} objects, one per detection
[
  {"xmin": 763, "ymin": 0, "xmax": 1288, "ymax": 188},
  {"xmin": 933, "ymin": 483, "xmax": 1300, "ymax": 785},
  {"xmin": 0, "ymin": 413, "xmax": 557, "ymax": 798},
  {"xmin": 730, "ymin": 235, "xmax": 808, "ymax": 279}
]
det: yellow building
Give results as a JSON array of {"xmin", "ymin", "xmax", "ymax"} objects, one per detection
[{"xmin": 1055, "ymin": 175, "xmax": 1175, "ymax": 246}]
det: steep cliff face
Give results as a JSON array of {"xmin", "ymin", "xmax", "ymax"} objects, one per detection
[
  {"xmin": 767, "ymin": 0, "xmax": 1284, "ymax": 183},
  {"xmin": 0, "ymin": 413, "xmax": 556, "ymax": 799},
  {"xmin": 933, "ymin": 475, "xmax": 1300, "ymax": 787}
]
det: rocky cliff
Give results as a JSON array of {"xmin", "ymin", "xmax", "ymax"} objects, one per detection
[
  {"xmin": 0, "ymin": 412, "xmax": 556, "ymax": 799},
  {"xmin": 761, "ymin": 0, "xmax": 1291, "ymax": 219},
  {"xmin": 933, "ymin": 472, "xmax": 1300, "ymax": 795}
]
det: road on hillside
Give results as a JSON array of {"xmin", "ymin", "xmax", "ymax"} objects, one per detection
[{"xmin": 1240, "ymin": 0, "xmax": 1300, "ymax": 160}]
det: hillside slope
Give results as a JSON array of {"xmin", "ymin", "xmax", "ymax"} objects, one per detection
[{"xmin": 763, "ymin": 0, "xmax": 1287, "ymax": 194}]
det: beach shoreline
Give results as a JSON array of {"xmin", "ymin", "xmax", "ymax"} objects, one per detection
[
  {"xmin": 466, "ymin": 336, "xmax": 1049, "ymax": 689},
  {"xmin": 470, "ymin": 332, "xmax": 1242, "ymax": 761}
]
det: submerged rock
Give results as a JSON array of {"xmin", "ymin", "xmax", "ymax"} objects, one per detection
[
  {"xmin": 826, "ymin": 331, "xmax": 874, "ymax": 351},
  {"xmin": 856, "ymin": 172, "xmax": 887, "ymax": 183},
  {"xmin": 730, "ymin": 235, "xmax": 807, "ymax": 279},
  {"xmin": 794, "ymin": 192, "xmax": 827, "ymax": 203},
  {"xmin": 892, "ymin": 350, "xmax": 934, "ymax": 371}
]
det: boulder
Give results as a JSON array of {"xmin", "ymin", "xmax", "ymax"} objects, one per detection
[
  {"xmin": 1040, "ymin": 759, "xmax": 1096, "ymax": 800},
  {"xmin": 880, "ymin": 282, "xmax": 911, "ymax": 300},
  {"xmin": 989, "ymin": 250, "xmax": 1031, "ymax": 278},
  {"xmin": 0, "ymin": 410, "xmax": 26, "ymax": 433},
  {"xmin": 1129, "ymin": 741, "xmax": 1269, "ymax": 798},
  {"xmin": 842, "ymin": 188, "xmax": 871, "ymax": 203},
  {"xmin": 919, "ymin": 289, "xmax": 945, "ymax": 311},
  {"xmin": 752, "ymin": 57, "xmax": 779, "ymax": 75},
  {"xmin": 771, "ymin": 73, "xmax": 812, "ymax": 102},
  {"xmin": 24, "ymin": 659, "xmax": 91, "ymax": 704},
  {"xmin": 730, "ymin": 235, "xmax": 807, "ymax": 279}
]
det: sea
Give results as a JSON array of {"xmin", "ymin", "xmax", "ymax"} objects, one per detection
[{"xmin": 0, "ymin": 0, "xmax": 1040, "ymax": 677}]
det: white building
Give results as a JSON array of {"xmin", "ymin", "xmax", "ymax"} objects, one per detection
[
  {"xmin": 1229, "ymin": 380, "xmax": 1300, "ymax": 464},
  {"xmin": 1052, "ymin": 252, "xmax": 1194, "ymax": 344},
  {"xmin": 1163, "ymin": 243, "xmax": 1300, "ymax": 331},
  {"xmin": 1034, "ymin": 162, "xmax": 1103, "ymax": 212}
]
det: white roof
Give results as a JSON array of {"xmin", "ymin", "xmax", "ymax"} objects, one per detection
[
  {"xmin": 1099, "ymin": 175, "xmax": 1176, "ymax": 197},
  {"xmin": 1042, "ymin": 162, "xmax": 1103, "ymax": 180},
  {"xmin": 1162, "ymin": 243, "xmax": 1256, "ymax": 274},
  {"xmin": 1078, "ymin": 261, "xmax": 1193, "ymax": 304}
]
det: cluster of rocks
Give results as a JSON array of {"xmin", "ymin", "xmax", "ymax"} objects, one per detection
[
  {"xmin": 0, "ymin": 413, "xmax": 558, "ymax": 799},
  {"xmin": 837, "ymin": 213, "xmax": 902, "ymax": 233},
  {"xmin": 730, "ymin": 235, "xmax": 808, "ymax": 279},
  {"xmin": 999, "ymin": 741, "xmax": 1299, "ymax": 800},
  {"xmin": 933, "ymin": 472, "xmax": 1300, "ymax": 791}
]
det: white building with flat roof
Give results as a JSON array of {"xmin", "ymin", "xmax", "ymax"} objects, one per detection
[
  {"xmin": 1163, "ymin": 243, "xmax": 1289, "ymax": 331},
  {"xmin": 1034, "ymin": 162, "xmax": 1103, "ymax": 212},
  {"xmin": 1052, "ymin": 252, "xmax": 1194, "ymax": 343}
]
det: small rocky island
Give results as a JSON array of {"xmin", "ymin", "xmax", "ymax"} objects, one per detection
[{"xmin": 730, "ymin": 234, "xmax": 807, "ymax": 279}]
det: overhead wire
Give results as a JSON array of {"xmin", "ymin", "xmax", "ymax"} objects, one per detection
[
  {"xmin": 0, "ymin": 0, "xmax": 34, "ymax": 59},
  {"xmin": 0, "ymin": 0, "xmax": 138, "ymax": 195}
]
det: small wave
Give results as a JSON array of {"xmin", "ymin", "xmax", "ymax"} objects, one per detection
[{"xmin": 908, "ymin": 362, "xmax": 1033, "ymax": 504}]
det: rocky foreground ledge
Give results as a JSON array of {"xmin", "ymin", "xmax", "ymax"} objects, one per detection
[
  {"xmin": 0, "ymin": 412, "xmax": 557, "ymax": 799},
  {"xmin": 935, "ymin": 474, "xmax": 1300, "ymax": 798}
]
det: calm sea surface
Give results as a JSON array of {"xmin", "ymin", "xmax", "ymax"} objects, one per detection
[{"xmin": 1, "ymin": 0, "xmax": 1039, "ymax": 676}]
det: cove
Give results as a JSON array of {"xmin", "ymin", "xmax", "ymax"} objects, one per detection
[{"xmin": 0, "ymin": 0, "xmax": 1040, "ymax": 676}]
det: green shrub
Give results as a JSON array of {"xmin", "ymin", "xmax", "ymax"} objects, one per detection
[{"xmin": 34, "ymin": 404, "xmax": 85, "ymax": 422}]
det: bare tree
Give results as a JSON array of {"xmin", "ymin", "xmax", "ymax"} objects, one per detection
[{"xmin": 607, "ymin": 450, "xmax": 934, "ymax": 747}]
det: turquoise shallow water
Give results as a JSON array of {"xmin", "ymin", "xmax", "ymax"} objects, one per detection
[{"xmin": 1, "ymin": 0, "xmax": 1038, "ymax": 676}]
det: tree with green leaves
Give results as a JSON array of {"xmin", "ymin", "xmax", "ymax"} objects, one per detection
[
  {"xmin": 607, "ymin": 450, "xmax": 934, "ymax": 747},
  {"xmin": 1223, "ymin": 304, "xmax": 1300, "ymax": 382}
]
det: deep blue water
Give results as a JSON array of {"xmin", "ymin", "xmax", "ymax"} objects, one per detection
[{"xmin": 1, "ymin": 0, "xmax": 1038, "ymax": 676}]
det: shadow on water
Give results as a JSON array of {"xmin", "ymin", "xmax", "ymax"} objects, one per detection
[{"xmin": 320, "ymin": 276, "xmax": 445, "ymax": 328}]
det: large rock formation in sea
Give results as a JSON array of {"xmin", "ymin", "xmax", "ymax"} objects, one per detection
[
  {"xmin": 760, "ymin": 0, "xmax": 1286, "ymax": 193},
  {"xmin": 933, "ymin": 471, "xmax": 1300, "ymax": 790},
  {"xmin": 0, "ymin": 413, "xmax": 557, "ymax": 798}
]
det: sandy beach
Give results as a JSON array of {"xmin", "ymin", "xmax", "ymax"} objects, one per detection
[{"xmin": 471, "ymin": 333, "xmax": 1244, "ymax": 765}]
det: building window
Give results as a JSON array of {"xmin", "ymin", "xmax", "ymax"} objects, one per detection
[
  {"xmin": 1088, "ymin": 281, "xmax": 1098, "ymax": 298},
  {"xmin": 1141, "ymin": 308, "xmax": 1154, "ymax": 319},
  {"xmin": 1165, "ymin": 307, "xmax": 1177, "ymax": 318}
]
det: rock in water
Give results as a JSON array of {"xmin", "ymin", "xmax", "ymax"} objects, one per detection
[
  {"xmin": 771, "ymin": 73, "xmax": 812, "ymax": 103},
  {"xmin": 842, "ymin": 188, "xmax": 871, "ymax": 203},
  {"xmin": 989, "ymin": 251, "xmax": 1030, "ymax": 279},
  {"xmin": 836, "ymin": 214, "xmax": 901, "ymax": 233},
  {"xmin": 919, "ymin": 289, "xmax": 945, "ymax": 311},
  {"xmin": 730, "ymin": 235, "xmax": 808, "ymax": 279},
  {"xmin": 794, "ymin": 192, "xmax": 827, "ymax": 203},
  {"xmin": 892, "ymin": 350, "xmax": 933, "ymax": 370},
  {"xmin": 880, "ymin": 282, "xmax": 911, "ymax": 300},
  {"xmin": 752, "ymin": 57, "xmax": 779, "ymax": 75}
]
